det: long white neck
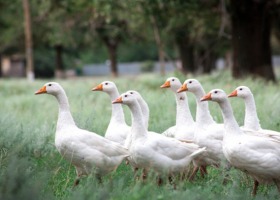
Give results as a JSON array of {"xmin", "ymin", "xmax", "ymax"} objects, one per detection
[
  {"xmin": 218, "ymin": 99, "xmax": 242, "ymax": 136},
  {"xmin": 192, "ymin": 87, "xmax": 215, "ymax": 125},
  {"xmin": 137, "ymin": 98, "xmax": 149, "ymax": 130},
  {"xmin": 108, "ymin": 89, "xmax": 126, "ymax": 124},
  {"xmin": 175, "ymin": 92, "xmax": 195, "ymax": 126},
  {"xmin": 243, "ymin": 95, "xmax": 261, "ymax": 130},
  {"xmin": 127, "ymin": 102, "xmax": 148, "ymax": 141},
  {"xmin": 55, "ymin": 91, "xmax": 76, "ymax": 131}
]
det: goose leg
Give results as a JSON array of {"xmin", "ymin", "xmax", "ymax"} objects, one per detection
[
  {"xmin": 222, "ymin": 163, "xmax": 232, "ymax": 185},
  {"xmin": 96, "ymin": 174, "xmax": 103, "ymax": 184},
  {"xmin": 141, "ymin": 168, "xmax": 148, "ymax": 181},
  {"xmin": 168, "ymin": 175, "xmax": 177, "ymax": 190},
  {"xmin": 189, "ymin": 166, "xmax": 199, "ymax": 181},
  {"xmin": 168, "ymin": 176, "xmax": 173, "ymax": 184},
  {"xmin": 179, "ymin": 171, "xmax": 188, "ymax": 181},
  {"xmin": 157, "ymin": 175, "xmax": 163, "ymax": 186},
  {"xmin": 73, "ymin": 177, "xmax": 80, "ymax": 187},
  {"xmin": 252, "ymin": 180, "xmax": 259, "ymax": 196},
  {"xmin": 199, "ymin": 166, "xmax": 207, "ymax": 178},
  {"xmin": 133, "ymin": 167, "xmax": 139, "ymax": 180}
]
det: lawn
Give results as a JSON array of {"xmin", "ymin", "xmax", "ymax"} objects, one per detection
[{"xmin": 0, "ymin": 70, "xmax": 280, "ymax": 200}]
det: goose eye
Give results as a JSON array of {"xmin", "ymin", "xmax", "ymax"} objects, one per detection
[
  {"xmin": 130, "ymin": 92, "xmax": 133, "ymax": 94},
  {"xmin": 214, "ymin": 91, "xmax": 218, "ymax": 94},
  {"xmin": 189, "ymin": 81, "xmax": 192, "ymax": 84},
  {"xmin": 124, "ymin": 95, "xmax": 127, "ymax": 98},
  {"xmin": 105, "ymin": 83, "xmax": 108, "ymax": 85},
  {"xmin": 172, "ymin": 79, "xmax": 175, "ymax": 81},
  {"xmin": 240, "ymin": 88, "xmax": 243, "ymax": 91},
  {"xmin": 48, "ymin": 84, "xmax": 52, "ymax": 86}
]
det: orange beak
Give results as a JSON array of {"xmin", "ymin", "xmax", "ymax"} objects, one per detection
[
  {"xmin": 177, "ymin": 83, "xmax": 188, "ymax": 93},
  {"xmin": 200, "ymin": 93, "xmax": 212, "ymax": 101},
  {"xmin": 35, "ymin": 86, "xmax": 47, "ymax": 95},
  {"xmin": 228, "ymin": 90, "xmax": 238, "ymax": 98},
  {"xmin": 112, "ymin": 97, "xmax": 123, "ymax": 104},
  {"xmin": 92, "ymin": 84, "xmax": 103, "ymax": 91},
  {"xmin": 160, "ymin": 81, "xmax": 170, "ymax": 88}
]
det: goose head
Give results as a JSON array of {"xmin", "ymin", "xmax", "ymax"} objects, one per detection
[
  {"xmin": 228, "ymin": 86, "xmax": 252, "ymax": 99},
  {"xmin": 200, "ymin": 89, "xmax": 227, "ymax": 103},
  {"xmin": 92, "ymin": 81, "xmax": 117, "ymax": 94},
  {"xmin": 177, "ymin": 79, "xmax": 201, "ymax": 93},
  {"xmin": 160, "ymin": 77, "xmax": 182, "ymax": 92},
  {"xmin": 35, "ymin": 82, "xmax": 63, "ymax": 96},
  {"xmin": 126, "ymin": 90, "xmax": 145, "ymax": 102},
  {"xmin": 112, "ymin": 92, "xmax": 138, "ymax": 106}
]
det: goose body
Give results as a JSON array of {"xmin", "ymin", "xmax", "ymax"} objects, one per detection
[
  {"xmin": 201, "ymin": 89, "xmax": 280, "ymax": 195},
  {"xmin": 113, "ymin": 91, "xmax": 206, "ymax": 177},
  {"xmin": 35, "ymin": 82, "xmax": 129, "ymax": 183},
  {"xmin": 160, "ymin": 77, "xmax": 195, "ymax": 140}
]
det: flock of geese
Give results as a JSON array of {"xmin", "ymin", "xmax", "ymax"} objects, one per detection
[{"xmin": 34, "ymin": 77, "xmax": 280, "ymax": 196}]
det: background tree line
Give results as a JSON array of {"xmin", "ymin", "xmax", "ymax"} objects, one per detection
[{"xmin": 0, "ymin": 0, "xmax": 280, "ymax": 81}]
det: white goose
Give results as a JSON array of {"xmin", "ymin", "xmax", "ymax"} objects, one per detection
[
  {"xmin": 126, "ymin": 90, "xmax": 150, "ymax": 130},
  {"xmin": 35, "ymin": 82, "xmax": 129, "ymax": 185},
  {"xmin": 177, "ymin": 79, "xmax": 226, "ymax": 180},
  {"xmin": 228, "ymin": 86, "xmax": 280, "ymax": 139},
  {"xmin": 201, "ymin": 89, "xmax": 280, "ymax": 196},
  {"xmin": 123, "ymin": 90, "xmax": 154, "ymax": 163},
  {"xmin": 92, "ymin": 83, "xmax": 154, "ymax": 175},
  {"xmin": 92, "ymin": 81, "xmax": 130, "ymax": 145},
  {"xmin": 113, "ymin": 91, "xmax": 206, "ymax": 184},
  {"xmin": 160, "ymin": 77, "xmax": 195, "ymax": 140}
]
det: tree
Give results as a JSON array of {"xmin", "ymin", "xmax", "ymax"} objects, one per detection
[
  {"xmin": 94, "ymin": 17, "xmax": 127, "ymax": 77},
  {"xmin": 22, "ymin": 0, "xmax": 34, "ymax": 81},
  {"xmin": 230, "ymin": 0, "xmax": 276, "ymax": 81},
  {"xmin": 33, "ymin": 0, "xmax": 81, "ymax": 78},
  {"xmin": 139, "ymin": 0, "xmax": 224, "ymax": 75},
  {"xmin": 0, "ymin": 0, "xmax": 25, "ymax": 77},
  {"xmin": 140, "ymin": 1, "xmax": 167, "ymax": 75},
  {"xmin": 79, "ymin": 0, "xmax": 132, "ymax": 77}
]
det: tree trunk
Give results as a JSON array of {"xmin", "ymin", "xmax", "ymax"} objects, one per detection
[
  {"xmin": 106, "ymin": 43, "xmax": 118, "ymax": 77},
  {"xmin": 200, "ymin": 50, "xmax": 216, "ymax": 74},
  {"xmin": 22, "ymin": 0, "xmax": 34, "ymax": 81},
  {"xmin": 150, "ymin": 15, "xmax": 165, "ymax": 75},
  {"xmin": 55, "ymin": 44, "xmax": 64, "ymax": 78},
  {"xmin": 0, "ymin": 53, "xmax": 2, "ymax": 77},
  {"xmin": 230, "ymin": 0, "xmax": 275, "ymax": 81},
  {"xmin": 175, "ymin": 33, "xmax": 195, "ymax": 74}
]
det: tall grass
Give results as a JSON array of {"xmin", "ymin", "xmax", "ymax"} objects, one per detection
[{"xmin": 0, "ymin": 70, "xmax": 280, "ymax": 199}]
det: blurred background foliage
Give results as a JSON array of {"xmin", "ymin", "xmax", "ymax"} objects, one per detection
[{"xmin": 1, "ymin": 0, "xmax": 280, "ymax": 80}]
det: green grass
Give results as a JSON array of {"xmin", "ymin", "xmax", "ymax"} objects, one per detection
[{"xmin": 0, "ymin": 70, "xmax": 280, "ymax": 199}]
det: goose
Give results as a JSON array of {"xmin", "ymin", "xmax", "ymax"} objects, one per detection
[
  {"xmin": 113, "ymin": 91, "xmax": 206, "ymax": 185},
  {"xmin": 35, "ymin": 82, "xmax": 129, "ymax": 185},
  {"xmin": 92, "ymin": 83, "xmax": 155, "ymax": 176},
  {"xmin": 123, "ymin": 90, "xmax": 153, "ymax": 175},
  {"xmin": 228, "ymin": 86, "xmax": 280, "ymax": 139},
  {"xmin": 124, "ymin": 90, "xmax": 158, "ymax": 150},
  {"xmin": 201, "ymin": 89, "xmax": 280, "ymax": 196},
  {"xmin": 160, "ymin": 77, "xmax": 195, "ymax": 141},
  {"xmin": 126, "ymin": 90, "xmax": 150, "ymax": 130},
  {"xmin": 92, "ymin": 81, "xmax": 130, "ymax": 146},
  {"xmin": 125, "ymin": 90, "xmax": 191, "ymax": 179},
  {"xmin": 177, "ymin": 79, "xmax": 226, "ymax": 180}
]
